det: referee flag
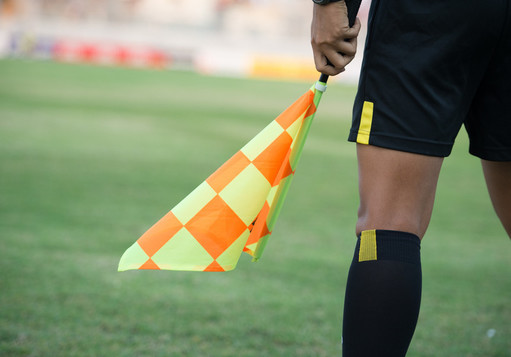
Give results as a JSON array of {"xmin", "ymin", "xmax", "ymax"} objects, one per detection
[{"xmin": 118, "ymin": 80, "xmax": 327, "ymax": 272}]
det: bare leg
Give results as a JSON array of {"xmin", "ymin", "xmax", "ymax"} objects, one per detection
[
  {"xmin": 356, "ymin": 144, "xmax": 444, "ymax": 239},
  {"xmin": 342, "ymin": 145, "xmax": 444, "ymax": 356},
  {"xmin": 481, "ymin": 160, "xmax": 511, "ymax": 238}
]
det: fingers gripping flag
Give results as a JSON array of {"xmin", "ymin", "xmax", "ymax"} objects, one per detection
[{"xmin": 118, "ymin": 81, "xmax": 327, "ymax": 272}]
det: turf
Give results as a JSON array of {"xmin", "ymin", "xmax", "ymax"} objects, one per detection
[{"xmin": 0, "ymin": 59, "xmax": 509, "ymax": 356}]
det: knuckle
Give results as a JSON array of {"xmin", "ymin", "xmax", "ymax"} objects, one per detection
[{"xmin": 346, "ymin": 47, "xmax": 357, "ymax": 56}]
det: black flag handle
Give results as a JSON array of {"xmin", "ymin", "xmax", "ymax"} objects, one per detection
[
  {"xmin": 319, "ymin": 73, "xmax": 330, "ymax": 84},
  {"xmin": 318, "ymin": 0, "xmax": 362, "ymax": 84}
]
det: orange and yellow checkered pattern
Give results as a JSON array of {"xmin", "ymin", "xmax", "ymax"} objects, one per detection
[{"xmin": 119, "ymin": 85, "xmax": 320, "ymax": 272}]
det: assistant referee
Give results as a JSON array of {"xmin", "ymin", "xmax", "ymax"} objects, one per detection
[{"xmin": 311, "ymin": 0, "xmax": 511, "ymax": 356}]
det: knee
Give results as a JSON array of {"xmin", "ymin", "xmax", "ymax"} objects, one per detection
[
  {"xmin": 355, "ymin": 145, "xmax": 443, "ymax": 239},
  {"xmin": 356, "ymin": 203, "xmax": 428, "ymax": 239}
]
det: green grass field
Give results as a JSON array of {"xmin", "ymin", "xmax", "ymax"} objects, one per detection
[{"xmin": 0, "ymin": 59, "xmax": 509, "ymax": 356}]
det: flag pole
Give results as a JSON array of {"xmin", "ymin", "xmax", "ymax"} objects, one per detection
[{"xmin": 252, "ymin": 75, "xmax": 328, "ymax": 261}]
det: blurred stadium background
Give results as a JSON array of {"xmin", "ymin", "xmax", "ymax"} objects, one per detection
[{"xmin": 0, "ymin": 0, "xmax": 370, "ymax": 82}]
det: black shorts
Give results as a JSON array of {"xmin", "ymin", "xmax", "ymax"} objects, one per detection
[{"xmin": 348, "ymin": 0, "xmax": 511, "ymax": 161}]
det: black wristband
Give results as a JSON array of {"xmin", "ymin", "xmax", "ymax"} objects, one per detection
[{"xmin": 312, "ymin": 0, "xmax": 342, "ymax": 5}]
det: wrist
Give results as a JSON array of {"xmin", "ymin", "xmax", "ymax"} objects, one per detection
[{"xmin": 312, "ymin": 0, "xmax": 342, "ymax": 5}]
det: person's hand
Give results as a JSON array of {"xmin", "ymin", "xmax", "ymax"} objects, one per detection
[{"xmin": 311, "ymin": 2, "xmax": 361, "ymax": 76}]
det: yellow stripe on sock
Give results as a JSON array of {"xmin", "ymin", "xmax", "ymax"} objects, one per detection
[
  {"xmin": 359, "ymin": 230, "xmax": 377, "ymax": 262},
  {"xmin": 356, "ymin": 101, "xmax": 374, "ymax": 145}
]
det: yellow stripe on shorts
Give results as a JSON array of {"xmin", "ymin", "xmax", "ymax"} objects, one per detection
[
  {"xmin": 356, "ymin": 101, "xmax": 374, "ymax": 145},
  {"xmin": 359, "ymin": 229, "xmax": 377, "ymax": 262}
]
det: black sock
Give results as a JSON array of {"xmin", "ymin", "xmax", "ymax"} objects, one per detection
[{"xmin": 342, "ymin": 230, "xmax": 422, "ymax": 357}]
